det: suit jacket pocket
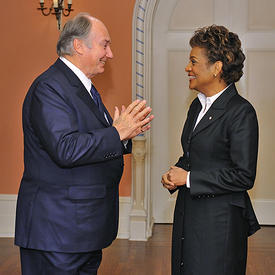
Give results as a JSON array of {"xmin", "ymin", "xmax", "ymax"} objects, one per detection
[
  {"xmin": 68, "ymin": 185, "xmax": 106, "ymax": 200},
  {"xmin": 68, "ymin": 185, "xmax": 110, "ymax": 227}
]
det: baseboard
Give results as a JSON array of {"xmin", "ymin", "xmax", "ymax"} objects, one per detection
[
  {"xmin": 0, "ymin": 194, "xmax": 132, "ymax": 238},
  {"xmin": 252, "ymin": 199, "xmax": 275, "ymax": 225},
  {"xmin": 0, "ymin": 194, "xmax": 17, "ymax": 237},
  {"xmin": 0, "ymin": 195, "xmax": 274, "ymax": 238},
  {"xmin": 117, "ymin": 196, "xmax": 131, "ymax": 239}
]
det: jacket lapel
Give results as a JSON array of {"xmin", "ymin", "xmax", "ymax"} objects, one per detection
[
  {"xmin": 192, "ymin": 84, "xmax": 238, "ymax": 137},
  {"xmin": 54, "ymin": 59, "xmax": 110, "ymax": 127},
  {"xmin": 76, "ymin": 88, "xmax": 110, "ymax": 127},
  {"xmin": 185, "ymin": 99, "xmax": 201, "ymax": 139}
]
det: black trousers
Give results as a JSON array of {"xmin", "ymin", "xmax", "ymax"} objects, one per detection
[{"xmin": 20, "ymin": 247, "xmax": 102, "ymax": 275}]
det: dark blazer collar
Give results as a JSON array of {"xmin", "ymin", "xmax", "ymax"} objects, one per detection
[
  {"xmin": 53, "ymin": 58, "xmax": 111, "ymax": 127},
  {"xmin": 54, "ymin": 58, "xmax": 82, "ymax": 88},
  {"xmin": 192, "ymin": 83, "xmax": 238, "ymax": 137},
  {"xmin": 210, "ymin": 83, "xmax": 237, "ymax": 109}
]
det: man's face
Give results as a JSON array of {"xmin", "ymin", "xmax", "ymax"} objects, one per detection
[{"xmin": 80, "ymin": 20, "xmax": 113, "ymax": 79}]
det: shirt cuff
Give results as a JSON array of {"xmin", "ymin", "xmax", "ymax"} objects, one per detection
[
  {"xmin": 186, "ymin": 171, "xmax": 190, "ymax": 188},
  {"xmin": 122, "ymin": 140, "xmax": 128, "ymax": 148}
]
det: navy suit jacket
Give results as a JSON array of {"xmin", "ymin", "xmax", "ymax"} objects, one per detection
[{"xmin": 15, "ymin": 59, "xmax": 132, "ymax": 253}]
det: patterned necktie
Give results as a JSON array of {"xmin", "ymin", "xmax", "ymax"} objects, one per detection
[{"xmin": 90, "ymin": 85, "xmax": 104, "ymax": 114}]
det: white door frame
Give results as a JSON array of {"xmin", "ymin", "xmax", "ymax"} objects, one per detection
[{"xmin": 129, "ymin": 0, "xmax": 159, "ymax": 241}]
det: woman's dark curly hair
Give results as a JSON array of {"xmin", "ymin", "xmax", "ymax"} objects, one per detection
[{"xmin": 190, "ymin": 25, "xmax": 245, "ymax": 84}]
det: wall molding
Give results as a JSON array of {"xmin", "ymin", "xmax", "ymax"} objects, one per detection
[
  {"xmin": 117, "ymin": 196, "xmax": 131, "ymax": 239},
  {"xmin": 0, "ymin": 194, "xmax": 17, "ymax": 237},
  {"xmin": 252, "ymin": 199, "xmax": 275, "ymax": 225},
  {"xmin": 0, "ymin": 194, "xmax": 274, "ymax": 238}
]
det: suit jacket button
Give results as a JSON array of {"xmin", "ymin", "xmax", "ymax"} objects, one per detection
[{"xmin": 180, "ymin": 262, "xmax": 184, "ymax": 267}]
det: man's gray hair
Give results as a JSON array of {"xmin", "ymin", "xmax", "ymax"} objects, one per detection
[{"xmin": 57, "ymin": 13, "xmax": 94, "ymax": 56}]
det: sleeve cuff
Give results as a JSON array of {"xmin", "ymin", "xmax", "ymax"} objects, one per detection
[
  {"xmin": 122, "ymin": 140, "xmax": 128, "ymax": 148},
  {"xmin": 186, "ymin": 171, "xmax": 190, "ymax": 188}
]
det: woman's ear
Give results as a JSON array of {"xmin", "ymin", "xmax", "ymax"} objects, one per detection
[{"xmin": 214, "ymin": 61, "xmax": 223, "ymax": 76}]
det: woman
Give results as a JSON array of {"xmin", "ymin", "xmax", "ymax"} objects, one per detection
[{"xmin": 161, "ymin": 25, "xmax": 260, "ymax": 275}]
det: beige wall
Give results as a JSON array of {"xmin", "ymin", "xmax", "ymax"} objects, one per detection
[{"xmin": 0, "ymin": 0, "xmax": 135, "ymax": 196}]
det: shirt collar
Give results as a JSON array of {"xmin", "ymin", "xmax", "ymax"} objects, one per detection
[
  {"xmin": 59, "ymin": 56, "xmax": 92, "ymax": 92},
  {"xmin": 197, "ymin": 84, "xmax": 232, "ymax": 107}
]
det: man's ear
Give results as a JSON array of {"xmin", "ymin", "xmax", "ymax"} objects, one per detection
[{"xmin": 73, "ymin": 38, "xmax": 84, "ymax": 55}]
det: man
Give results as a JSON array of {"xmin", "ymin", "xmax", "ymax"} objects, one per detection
[{"xmin": 15, "ymin": 13, "xmax": 153, "ymax": 274}]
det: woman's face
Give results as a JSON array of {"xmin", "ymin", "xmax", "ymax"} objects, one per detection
[{"xmin": 185, "ymin": 47, "xmax": 217, "ymax": 94}]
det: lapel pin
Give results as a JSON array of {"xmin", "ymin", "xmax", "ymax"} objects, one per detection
[{"xmin": 209, "ymin": 116, "xmax": 212, "ymax": 120}]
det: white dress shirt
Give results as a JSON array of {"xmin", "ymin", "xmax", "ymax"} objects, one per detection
[{"xmin": 60, "ymin": 56, "xmax": 93, "ymax": 95}]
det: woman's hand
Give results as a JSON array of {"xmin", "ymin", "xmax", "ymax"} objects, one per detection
[
  {"xmin": 161, "ymin": 166, "xmax": 188, "ymax": 190},
  {"xmin": 161, "ymin": 171, "xmax": 177, "ymax": 190},
  {"xmin": 168, "ymin": 166, "xmax": 188, "ymax": 186},
  {"xmin": 169, "ymin": 166, "xmax": 188, "ymax": 185}
]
